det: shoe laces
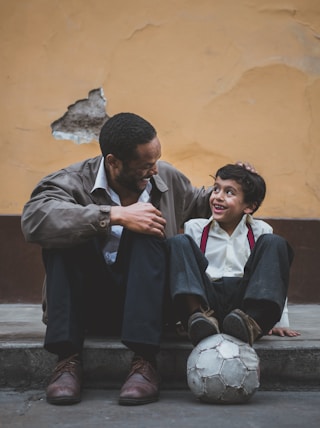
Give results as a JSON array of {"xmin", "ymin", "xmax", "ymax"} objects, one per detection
[
  {"xmin": 54, "ymin": 354, "xmax": 81, "ymax": 376},
  {"xmin": 200, "ymin": 306, "xmax": 215, "ymax": 318},
  {"xmin": 129, "ymin": 356, "xmax": 157, "ymax": 380}
]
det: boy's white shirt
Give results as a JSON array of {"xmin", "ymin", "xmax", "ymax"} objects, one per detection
[{"xmin": 184, "ymin": 214, "xmax": 289, "ymax": 328}]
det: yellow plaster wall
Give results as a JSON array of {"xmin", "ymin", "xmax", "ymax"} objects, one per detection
[{"xmin": 1, "ymin": 0, "xmax": 320, "ymax": 217}]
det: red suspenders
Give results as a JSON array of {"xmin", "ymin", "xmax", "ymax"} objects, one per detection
[
  {"xmin": 246, "ymin": 223, "xmax": 255, "ymax": 251},
  {"xmin": 200, "ymin": 222, "xmax": 255, "ymax": 254},
  {"xmin": 200, "ymin": 222, "xmax": 211, "ymax": 253}
]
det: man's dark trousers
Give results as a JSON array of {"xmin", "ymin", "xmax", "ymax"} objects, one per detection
[{"xmin": 42, "ymin": 230, "xmax": 168, "ymax": 357}]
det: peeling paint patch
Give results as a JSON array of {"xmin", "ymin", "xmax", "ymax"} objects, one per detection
[{"xmin": 51, "ymin": 88, "xmax": 109, "ymax": 144}]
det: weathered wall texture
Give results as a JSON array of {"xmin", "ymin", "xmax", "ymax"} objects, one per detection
[{"xmin": 1, "ymin": 0, "xmax": 320, "ymax": 217}]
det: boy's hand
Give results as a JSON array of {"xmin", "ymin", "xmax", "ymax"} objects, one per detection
[{"xmin": 268, "ymin": 327, "xmax": 301, "ymax": 337}]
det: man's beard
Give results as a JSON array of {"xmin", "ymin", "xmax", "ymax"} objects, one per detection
[{"xmin": 115, "ymin": 169, "xmax": 144, "ymax": 195}]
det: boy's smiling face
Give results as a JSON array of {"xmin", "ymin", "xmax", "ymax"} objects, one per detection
[{"xmin": 209, "ymin": 176, "xmax": 255, "ymax": 235}]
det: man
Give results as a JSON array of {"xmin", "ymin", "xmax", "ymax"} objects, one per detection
[{"xmin": 21, "ymin": 112, "xmax": 213, "ymax": 406}]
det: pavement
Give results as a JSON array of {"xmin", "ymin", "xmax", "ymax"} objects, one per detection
[
  {"xmin": 0, "ymin": 303, "xmax": 320, "ymax": 427},
  {"xmin": 1, "ymin": 389, "xmax": 320, "ymax": 428}
]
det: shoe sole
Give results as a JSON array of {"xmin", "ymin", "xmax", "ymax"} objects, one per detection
[
  {"xmin": 223, "ymin": 312, "xmax": 250, "ymax": 344},
  {"xmin": 188, "ymin": 318, "xmax": 220, "ymax": 346},
  {"xmin": 47, "ymin": 395, "xmax": 81, "ymax": 405},
  {"xmin": 118, "ymin": 395, "xmax": 159, "ymax": 406}
]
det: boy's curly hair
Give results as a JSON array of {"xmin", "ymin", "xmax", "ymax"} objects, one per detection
[{"xmin": 215, "ymin": 164, "xmax": 266, "ymax": 213}]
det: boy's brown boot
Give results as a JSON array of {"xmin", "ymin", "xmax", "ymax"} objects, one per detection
[
  {"xmin": 222, "ymin": 309, "xmax": 262, "ymax": 346},
  {"xmin": 188, "ymin": 309, "xmax": 220, "ymax": 346}
]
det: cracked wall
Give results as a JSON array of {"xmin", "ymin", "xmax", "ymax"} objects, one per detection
[{"xmin": 0, "ymin": 0, "xmax": 320, "ymax": 217}]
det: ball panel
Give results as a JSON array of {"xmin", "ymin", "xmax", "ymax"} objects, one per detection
[
  {"xmin": 217, "ymin": 339, "xmax": 240, "ymax": 359},
  {"xmin": 198, "ymin": 333, "xmax": 224, "ymax": 348},
  {"xmin": 196, "ymin": 348, "xmax": 223, "ymax": 377},
  {"xmin": 242, "ymin": 369, "xmax": 260, "ymax": 393},
  {"xmin": 238, "ymin": 344, "xmax": 260, "ymax": 370},
  {"xmin": 187, "ymin": 368, "xmax": 205, "ymax": 397},
  {"xmin": 201, "ymin": 376, "xmax": 226, "ymax": 403},
  {"xmin": 220, "ymin": 358, "xmax": 247, "ymax": 386},
  {"xmin": 187, "ymin": 346, "xmax": 201, "ymax": 371},
  {"xmin": 220, "ymin": 385, "xmax": 252, "ymax": 404}
]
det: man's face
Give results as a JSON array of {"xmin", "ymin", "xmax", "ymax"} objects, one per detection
[{"xmin": 115, "ymin": 137, "xmax": 161, "ymax": 194}]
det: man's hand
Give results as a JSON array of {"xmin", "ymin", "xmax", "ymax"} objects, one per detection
[
  {"xmin": 236, "ymin": 161, "xmax": 257, "ymax": 173},
  {"xmin": 110, "ymin": 202, "xmax": 166, "ymax": 238}
]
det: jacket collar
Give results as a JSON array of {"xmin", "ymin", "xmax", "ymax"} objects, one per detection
[
  {"xmin": 152, "ymin": 170, "xmax": 168, "ymax": 193},
  {"xmin": 149, "ymin": 163, "xmax": 169, "ymax": 209}
]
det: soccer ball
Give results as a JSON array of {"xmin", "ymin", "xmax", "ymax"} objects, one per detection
[{"xmin": 187, "ymin": 334, "xmax": 260, "ymax": 404}]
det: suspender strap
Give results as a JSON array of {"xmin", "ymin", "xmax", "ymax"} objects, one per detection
[
  {"xmin": 200, "ymin": 222, "xmax": 211, "ymax": 253},
  {"xmin": 246, "ymin": 223, "xmax": 255, "ymax": 251},
  {"xmin": 200, "ymin": 221, "xmax": 255, "ymax": 254}
]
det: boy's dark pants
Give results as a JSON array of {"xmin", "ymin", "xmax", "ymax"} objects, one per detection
[
  {"xmin": 42, "ymin": 230, "xmax": 169, "ymax": 358},
  {"xmin": 167, "ymin": 234, "xmax": 294, "ymax": 334}
]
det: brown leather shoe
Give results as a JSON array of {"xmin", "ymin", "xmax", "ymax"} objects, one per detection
[
  {"xmin": 119, "ymin": 355, "xmax": 160, "ymax": 405},
  {"xmin": 46, "ymin": 354, "xmax": 82, "ymax": 405},
  {"xmin": 223, "ymin": 309, "xmax": 262, "ymax": 346}
]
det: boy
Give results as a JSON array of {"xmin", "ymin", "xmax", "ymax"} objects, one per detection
[{"xmin": 167, "ymin": 164, "xmax": 300, "ymax": 346}]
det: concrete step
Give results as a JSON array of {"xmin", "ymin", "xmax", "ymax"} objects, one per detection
[{"xmin": 1, "ymin": 304, "xmax": 320, "ymax": 391}]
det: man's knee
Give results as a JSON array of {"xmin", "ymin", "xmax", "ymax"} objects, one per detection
[
  {"xmin": 131, "ymin": 233, "xmax": 167, "ymax": 256},
  {"xmin": 166, "ymin": 234, "xmax": 192, "ymax": 251}
]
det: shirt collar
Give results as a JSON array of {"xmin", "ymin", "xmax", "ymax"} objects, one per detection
[
  {"xmin": 91, "ymin": 157, "xmax": 107, "ymax": 193},
  {"xmin": 209, "ymin": 213, "xmax": 252, "ymax": 232}
]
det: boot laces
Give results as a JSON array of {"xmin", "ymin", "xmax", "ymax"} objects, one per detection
[
  {"xmin": 129, "ymin": 356, "xmax": 156, "ymax": 381},
  {"xmin": 53, "ymin": 354, "xmax": 80, "ymax": 376}
]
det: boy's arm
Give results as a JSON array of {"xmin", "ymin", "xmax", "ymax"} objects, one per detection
[
  {"xmin": 268, "ymin": 299, "xmax": 301, "ymax": 337},
  {"xmin": 268, "ymin": 327, "xmax": 301, "ymax": 337}
]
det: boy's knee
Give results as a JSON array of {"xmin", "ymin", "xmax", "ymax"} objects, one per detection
[
  {"xmin": 258, "ymin": 234, "xmax": 294, "ymax": 262},
  {"xmin": 258, "ymin": 233, "xmax": 285, "ymax": 247}
]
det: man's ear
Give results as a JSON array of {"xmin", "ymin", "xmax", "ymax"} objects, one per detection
[{"xmin": 105, "ymin": 154, "xmax": 121, "ymax": 169}]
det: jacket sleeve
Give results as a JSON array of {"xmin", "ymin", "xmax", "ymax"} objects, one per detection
[
  {"xmin": 164, "ymin": 163, "xmax": 212, "ymax": 221},
  {"xmin": 21, "ymin": 171, "xmax": 111, "ymax": 248}
]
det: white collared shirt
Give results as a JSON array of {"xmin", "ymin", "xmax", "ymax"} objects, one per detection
[
  {"xmin": 184, "ymin": 214, "xmax": 272, "ymax": 281},
  {"xmin": 91, "ymin": 158, "xmax": 152, "ymax": 264}
]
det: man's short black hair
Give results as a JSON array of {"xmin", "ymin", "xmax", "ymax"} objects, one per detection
[
  {"xmin": 99, "ymin": 112, "xmax": 157, "ymax": 161},
  {"xmin": 215, "ymin": 164, "xmax": 266, "ymax": 213}
]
